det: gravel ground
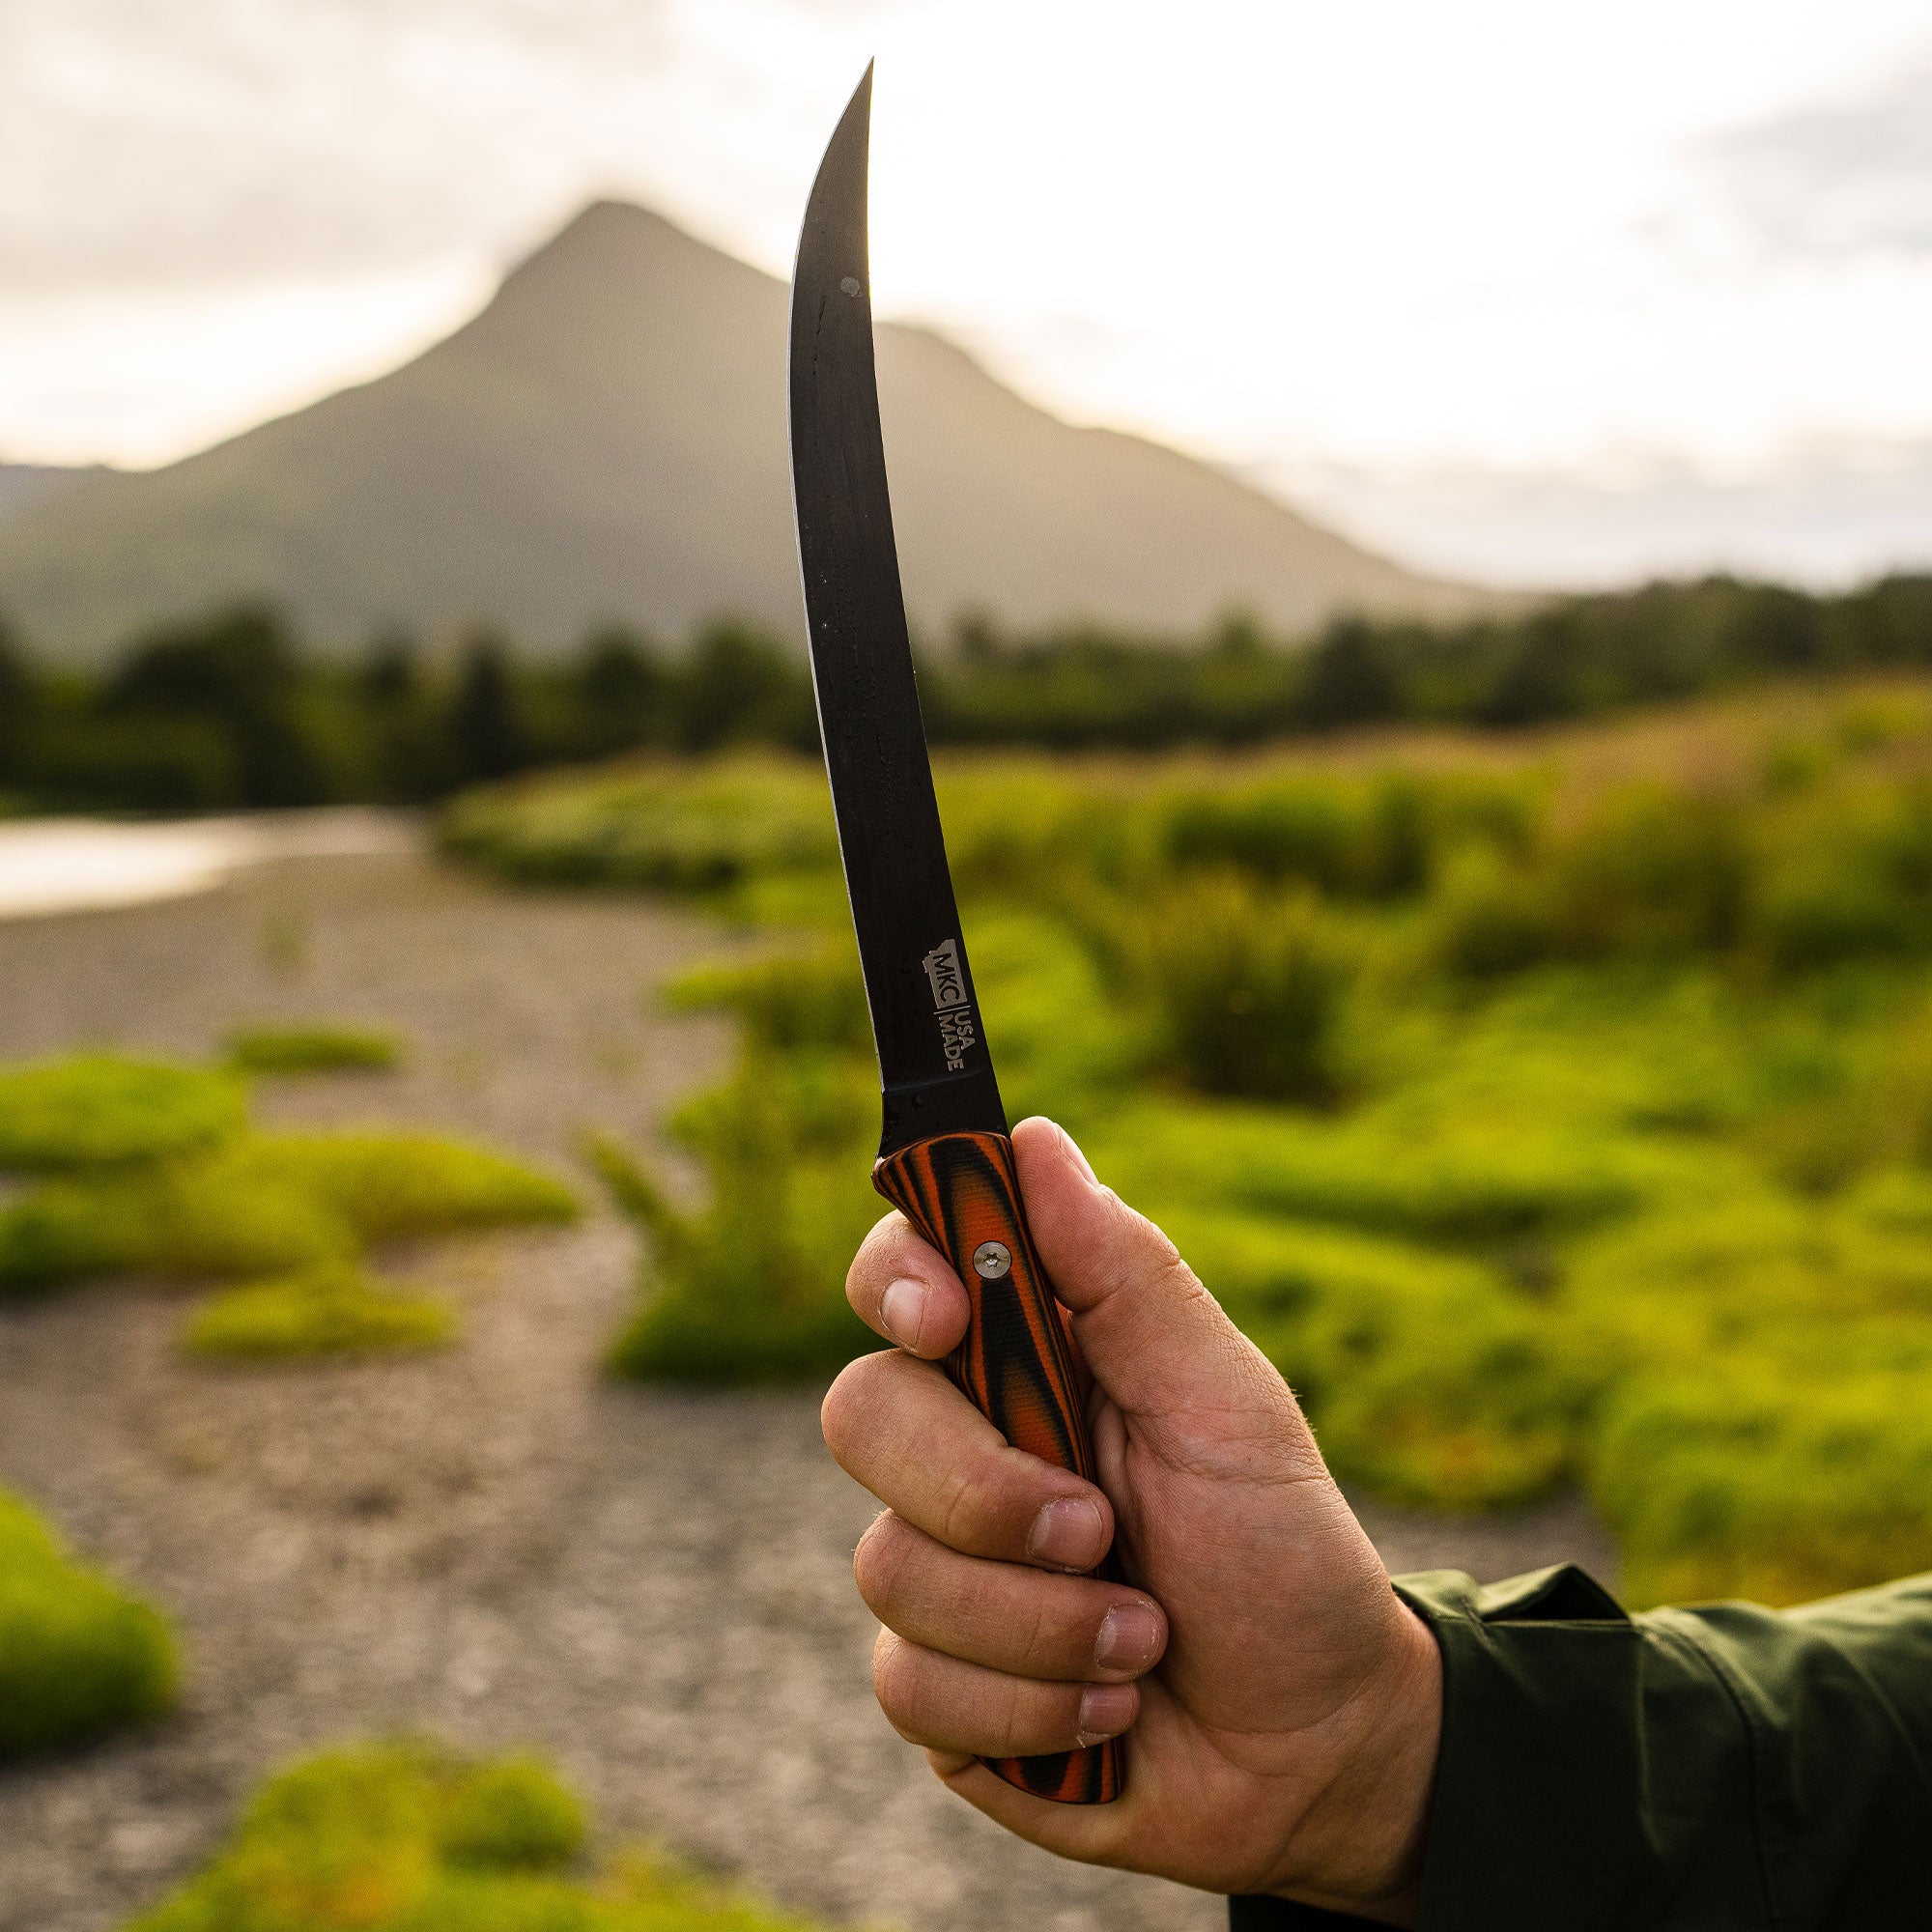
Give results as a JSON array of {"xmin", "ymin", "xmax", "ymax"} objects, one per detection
[{"xmin": 0, "ymin": 840, "xmax": 1616, "ymax": 1932}]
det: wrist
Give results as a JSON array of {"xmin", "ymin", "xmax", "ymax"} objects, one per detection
[{"xmin": 1269, "ymin": 1603, "xmax": 1443, "ymax": 1926}]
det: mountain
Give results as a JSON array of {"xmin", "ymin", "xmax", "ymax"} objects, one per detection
[
  {"xmin": 0, "ymin": 204, "xmax": 1495, "ymax": 662},
  {"xmin": 0, "ymin": 464, "xmax": 106, "ymax": 528}
]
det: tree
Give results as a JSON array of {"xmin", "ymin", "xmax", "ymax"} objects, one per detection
[
  {"xmin": 573, "ymin": 624, "xmax": 666, "ymax": 756},
  {"xmin": 1294, "ymin": 616, "xmax": 1399, "ymax": 730},
  {"xmin": 673, "ymin": 620, "xmax": 815, "ymax": 752},
  {"xmin": 357, "ymin": 628, "xmax": 420, "ymax": 708},
  {"xmin": 99, "ymin": 603, "xmax": 329, "ymax": 807},
  {"xmin": 447, "ymin": 630, "xmax": 531, "ymax": 781},
  {"xmin": 0, "ymin": 614, "xmax": 33, "ymax": 781}
]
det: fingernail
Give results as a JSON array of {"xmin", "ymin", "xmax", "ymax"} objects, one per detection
[
  {"xmin": 1076, "ymin": 1682, "xmax": 1137, "ymax": 1746},
  {"xmin": 1095, "ymin": 1602, "xmax": 1163, "ymax": 1673},
  {"xmin": 1027, "ymin": 1496, "xmax": 1106, "ymax": 1571},
  {"xmin": 878, "ymin": 1278, "xmax": 925, "ymax": 1350}
]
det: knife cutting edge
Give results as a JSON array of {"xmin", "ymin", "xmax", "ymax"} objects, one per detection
[{"xmin": 787, "ymin": 64, "xmax": 1123, "ymax": 1806}]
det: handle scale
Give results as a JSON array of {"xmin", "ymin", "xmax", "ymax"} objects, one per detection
[{"xmin": 874, "ymin": 1128, "xmax": 1123, "ymax": 1805}]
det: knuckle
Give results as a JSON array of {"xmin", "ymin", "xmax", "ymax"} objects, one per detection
[
  {"xmin": 852, "ymin": 1513, "xmax": 916, "ymax": 1621},
  {"xmin": 932, "ymin": 1459, "xmax": 993, "ymax": 1554},
  {"xmin": 845, "ymin": 1210, "xmax": 904, "ymax": 1300},
  {"xmin": 870, "ymin": 1632, "xmax": 926, "ymax": 1737},
  {"xmin": 817, "ymin": 1366, "xmax": 862, "ymax": 1461},
  {"xmin": 818, "ymin": 1350, "xmax": 891, "ymax": 1461},
  {"xmin": 999, "ymin": 1671, "xmax": 1064, "ymax": 1754}
]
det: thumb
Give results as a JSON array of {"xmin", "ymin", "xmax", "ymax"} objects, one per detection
[{"xmin": 1011, "ymin": 1117, "xmax": 1303, "ymax": 1441}]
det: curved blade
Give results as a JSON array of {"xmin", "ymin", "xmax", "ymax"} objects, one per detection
[{"xmin": 789, "ymin": 66, "xmax": 1005, "ymax": 1156}]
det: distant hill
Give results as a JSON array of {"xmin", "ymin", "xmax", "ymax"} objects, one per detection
[
  {"xmin": 0, "ymin": 203, "xmax": 1498, "ymax": 663},
  {"xmin": 0, "ymin": 463, "xmax": 105, "ymax": 528}
]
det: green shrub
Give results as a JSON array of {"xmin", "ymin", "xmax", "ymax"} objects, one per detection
[
  {"xmin": 440, "ymin": 756, "xmax": 838, "ymax": 895},
  {"xmin": 1591, "ymin": 1367, "xmax": 1932, "ymax": 1607},
  {"xmin": 0, "ymin": 1056, "xmax": 246, "ymax": 1170},
  {"xmin": 0, "ymin": 1055, "xmax": 578, "ymax": 1372},
  {"xmin": 234, "ymin": 1134, "xmax": 579, "ymax": 1243},
  {"xmin": 439, "ymin": 1755, "xmax": 587, "ymax": 1870},
  {"xmin": 596, "ymin": 1062, "xmax": 878, "ymax": 1383},
  {"xmin": 1544, "ymin": 789, "xmax": 1755, "ymax": 960},
  {"xmin": 185, "ymin": 1266, "xmax": 453, "ymax": 1360},
  {"xmin": 1163, "ymin": 1208, "xmax": 1584, "ymax": 1508},
  {"xmin": 128, "ymin": 1743, "xmax": 823, "ymax": 1932},
  {"xmin": 442, "ymin": 739, "xmax": 1932, "ymax": 1601},
  {"xmin": 1137, "ymin": 876, "xmax": 1352, "ymax": 1104},
  {"xmin": 0, "ymin": 1158, "xmax": 348, "ymax": 1297},
  {"xmin": 225, "ymin": 1025, "xmax": 404, "ymax": 1075},
  {"xmin": 1424, "ymin": 845, "xmax": 1557, "ymax": 980},
  {"xmin": 1094, "ymin": 1101, "xmax": 1657, "ymax": 1247},
  {"xmin": 0, "ymin": 1487, "xmax": 178, "ymax": 1758},
  {"xmin": 668, "ymin": 944, "xmax": 870, "ymax": 1055}
]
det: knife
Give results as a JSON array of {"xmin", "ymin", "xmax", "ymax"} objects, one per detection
[{"xmin": 788, "ymin": 64, "xmax": 1122, "ymax": 1807}]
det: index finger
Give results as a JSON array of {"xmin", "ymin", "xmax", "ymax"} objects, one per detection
[{"xmin": 848, "ymin": 1208, "xmax": 972, "ymax": 1360}]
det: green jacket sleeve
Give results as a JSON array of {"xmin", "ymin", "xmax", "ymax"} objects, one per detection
[{"xmin": 1230, "ymin": 1564, "xmax": 1932, "ymax": 1932}]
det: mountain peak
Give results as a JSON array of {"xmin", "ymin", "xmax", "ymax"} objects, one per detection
[{"xmin": 0, "ymin": 202, "xmax": 1494, "ymax": 661}]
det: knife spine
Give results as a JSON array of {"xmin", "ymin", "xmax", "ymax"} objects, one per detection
[{"xmin": 874, "ymin": 1127, "xmax": 1124, "ymax": 1805}]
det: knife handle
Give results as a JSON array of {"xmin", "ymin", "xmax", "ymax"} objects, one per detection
[{"xmin": 873, "ymin": 1128, "xmax": 1124, "ymax": 1805}]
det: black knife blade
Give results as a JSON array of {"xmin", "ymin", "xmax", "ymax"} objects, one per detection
[
  {"xmin": 788, "ymin": 64, "xmax": 1122, "ymax": 1806},
  {"xmin": 787, "ymin": 63, "xmax": 1006, "ymax": 1160}
]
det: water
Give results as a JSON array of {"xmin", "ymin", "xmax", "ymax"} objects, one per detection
[{"xmin": 0, "ymin": 810, "xmax": 415, "ymax": 919}]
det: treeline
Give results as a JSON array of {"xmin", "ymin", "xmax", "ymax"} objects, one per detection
[
  {"xmin": 0, "ymin": 608, "xmax": 816, "ymax": 811},
  {"xmin": 4, "ymin": 573, "xmax": 1932, "ymax": 810}
]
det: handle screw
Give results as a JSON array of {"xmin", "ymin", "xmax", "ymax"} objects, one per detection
[{"xmin": 972, "ymin": 1240, "xmax": 1011, "ymax": 1279}]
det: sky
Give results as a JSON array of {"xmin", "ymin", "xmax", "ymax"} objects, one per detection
[{"xmin": 3, "ymin": 0, "xmax": 1932, "ymax": 588}]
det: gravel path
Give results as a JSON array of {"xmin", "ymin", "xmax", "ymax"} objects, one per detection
[{"xmin": 0, "ymin": 841, "xmax": 1615, "ymax": 1932}]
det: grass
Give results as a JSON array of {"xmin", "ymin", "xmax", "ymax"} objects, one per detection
[
  {"xmin": 0, "ymin": 1056, "xmax": 246, "ymax": 1169},
  {"xmin": 127, "ymin": 1743, "xmax": 834, "ymax": 1932},
  {"xmin": 591, "ymin": 1068, "xmax": 878, "ymax": 1382},
  {"xmin": 185, "ymin": 1265, "xmax": 454, "ymax": 1361},
  {"xmin": 0, "ymin": 1487, "xmax": 178, "ymax": 1759},
  {"xmin": 224, "ymin": 1024, "xmax": 404, "ymax": 1074},
  {"xmin": 0, "ymin": 1049, "xmax": 579, "ymax": 1357},
  {"xmin": 446, "ymin": 701, "xmax": 1932, "ymax": 1605}
]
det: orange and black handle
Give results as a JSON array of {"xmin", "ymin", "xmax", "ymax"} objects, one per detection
[{"xmin": 873, "ymin": 1127, "xmax": 1124, "ymax": 1805}]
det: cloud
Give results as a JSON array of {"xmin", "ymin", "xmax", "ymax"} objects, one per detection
[
  {"xmin": 0, "ymin": 0, "xmax": 720, "ymax": 293},
  {"xmin": 1706, "ymin": 44, "xmax": 1932, "ymax": 257}
]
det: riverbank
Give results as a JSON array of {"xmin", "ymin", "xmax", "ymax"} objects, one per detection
[{"xmin": 0, "ymin": 842, "xmax": 1612, "ymax": 1932}]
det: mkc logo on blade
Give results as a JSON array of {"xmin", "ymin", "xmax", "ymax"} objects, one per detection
[{"xmin": 923, "ymin": 938, "xmax": 978, "ymax": 1069}]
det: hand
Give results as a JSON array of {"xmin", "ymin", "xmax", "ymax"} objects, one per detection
[{"xmin": 820, "ymin": 1117, "xmax": 1442, "ymax": 1923}]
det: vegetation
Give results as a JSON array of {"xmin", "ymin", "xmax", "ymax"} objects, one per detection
[
  {"xmin": 224, "ymin": 1024, "xmax": 404, "ymax": 1075},
  {"xmin": 185, "ymin": 1265, "xmax": 453, "ymax": 1361},
  {"xmin": 0, "ymin": 1056, "xmax": 246, "ymax": 1169},
  {"xmin": 451, "ymin": 694, "xmax": 1932, "ymax": 1606},
  {"xmin": 0, "ymin": 1487, "xmax": 178, "ymax": 1759},
  {"xmin": 5, "ymin": 575, "xmax": 1932, "ymax": 811},
  {"xmin": 0, "ymin": 1051, "xmax": 576, "ymax": 1356},
  {"xmin": 126, "ymin": 1743, "xmax": 832, "ymax": 1932}
]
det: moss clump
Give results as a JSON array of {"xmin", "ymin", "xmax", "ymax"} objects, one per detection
[
  {"xmin": 0, "ymin": 1159, "xmax": 348, "ymax": 1296},
  {"xmin": 0, "ymin": 1056, "xmax": 245, "ymax": 1170},
  {"xmin": 127, "ymin": 1743, "xmax": 828, "ymax": 1932},
  {"xmin": 236, "ymin": 1133, "xmax": 579, "ymax": 1243},
  {"xmin": 224, "ymin": 1025, "xmax": 404, "ymax": 1075},
  {"xmin": 185, "ymin": 1266, "xmax": 453, "ymax": 1361},
  {"xmin": 0, "ymin": 1488, "xmax": 178, "ymax": 1759},
  {"xmin": 0, "ymin": 1051, "xmax": 578, "ymax": 1361}
]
